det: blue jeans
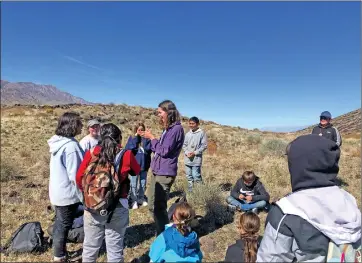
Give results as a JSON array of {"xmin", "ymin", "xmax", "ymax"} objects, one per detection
[
  {"xmin": 226, "ymin": 196, "xmax": 267, "ymax": 211},
  {"xmin": 185, "ymin": 165, "xmax": 202, "ymax": 190},
  {"xmin": 129, "ymin": 170, "xmax": 147, "ymax": 204}
]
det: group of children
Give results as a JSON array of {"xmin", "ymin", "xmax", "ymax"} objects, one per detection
[{"xmin": 47, "ymin": 102, "xmax": 361, "ymax": 263}]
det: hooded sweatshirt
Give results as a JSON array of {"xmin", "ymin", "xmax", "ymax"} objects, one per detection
[
  {"xmin": 183, "ymin": 128, "xmax": 208, "ymax": 166},
  {"xmin": 230, "ymin": 176, "xmax": 270, "ymax": 203},
  {"xmin": 257, "ymin": 135, "xmax": 361, "ymax": 262},
  {"xmin": 48, "ymin": 135, "xmax": 84, "ymax": 206},
  {"xmin": 149, "ymin": 223, "xmax": 203, "ymax": 262}
]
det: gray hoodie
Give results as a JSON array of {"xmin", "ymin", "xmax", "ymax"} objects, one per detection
[
  {"xmin": 48, "ymin": 135, "xmax": 84, "ymax": 206},
  {"xmin": 183, "ymin": 128, "xmax": 207, "ymax": 166}
]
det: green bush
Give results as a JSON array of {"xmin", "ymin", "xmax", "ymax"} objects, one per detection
[
  {"xmin": 245, "ymin": 134, "xmax": 262, "ymax": 145},
  {"xmin": 260, "ymin": 139, "xmax": 289, "ymax": 157},
  {"xmin": 1, "ymin": 159, "xmax": 19, "ymax": 182}
]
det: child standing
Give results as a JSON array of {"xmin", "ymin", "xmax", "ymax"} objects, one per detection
[
  {"xmin": 226, "ymin": 171, "xmax": 270, "ymax": 213},
  {"xmin": 182, "ymin": 116, "xmax": 208, "ymax": 192},
  {"xmin": 125, "ymin": 123, "xmax": 152, "ymax": 209},
  {"xmin": 224, "ymin": 212, "xmax": 261, "ymax": 263},
  {"xmin": 149, "ymin": 202, "xmax": 203, "ymax": 263}
]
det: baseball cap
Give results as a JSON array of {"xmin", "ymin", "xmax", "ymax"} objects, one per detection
[
  {"xmin": 320, "ymin": 111, "xmax": 332, "ymax": 119},
  {"xmin": 87, "ymin": 119, "xmax": 100, "ymax": 128}
]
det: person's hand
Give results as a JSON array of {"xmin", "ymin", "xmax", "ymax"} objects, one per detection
[
  {"xmin": 245, "ymin": 195, "xmax": 253, "ymax": 202},
  {"xmin": 141, "ymin": 129, "xmax": 155, "ymax": 140},
  {"xmin": 239, "ymin": 194, "xmax": 245, "ymax": 200},
  {"xmin": 188, "ymin": 152, "xmax": 195, "ymax": 158}
]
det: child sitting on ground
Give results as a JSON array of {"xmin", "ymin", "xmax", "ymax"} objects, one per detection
[
  {"xmin": 226, "ymin": 171, "xmax": 270, "ymax": 213},
  {"xmin": 149, "ymin": 202, "xmax": 203, "ymax": 262},
  {"xmin": 224, "ymin": 212, "xmax": 261, "ymax": 263}
]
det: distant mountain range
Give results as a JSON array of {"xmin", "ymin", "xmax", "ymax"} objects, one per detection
[
  {"xmin": 0, "ymin": 80, "xmax": 91, "ymax": 105},
  {"xmin": 259, "ymin": 125, "xmax": 309, "ymax": 133}
]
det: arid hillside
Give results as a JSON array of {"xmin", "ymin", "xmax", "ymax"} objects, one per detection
[
  {"xmin": 1, "ymin": 104, "xmax": 360, "ymax": 262},
  {"xmin": 299, "ymin": 109, "xmax": 361, "ymax": 134}
]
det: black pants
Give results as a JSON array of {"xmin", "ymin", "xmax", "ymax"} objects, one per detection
[
  {"xmin": 53, "ymin": 203, "xmax": 81, "ymax": 258},
  {"xmin": 147, "ymin": 175, "xmax": 175, "ymax": 235}
]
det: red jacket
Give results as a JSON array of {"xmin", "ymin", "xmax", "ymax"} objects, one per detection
[{"xmin": 76, "ymin": 145, "xmax": 141, "ymax": 199}]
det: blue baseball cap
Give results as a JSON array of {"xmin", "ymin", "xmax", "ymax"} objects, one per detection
[{"xmin": 320, "ymin": 111, "xmax": 332, "ymax": 119}]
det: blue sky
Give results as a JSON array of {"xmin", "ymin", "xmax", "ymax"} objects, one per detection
[{"xmin": 1, "ymin": 2, "xmax": 360, "ymax": 131}]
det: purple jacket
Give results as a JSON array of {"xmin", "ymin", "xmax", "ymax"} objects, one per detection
[{"xmin": 150, "ymin": 122, "xmax": 185, "ymax": 176}]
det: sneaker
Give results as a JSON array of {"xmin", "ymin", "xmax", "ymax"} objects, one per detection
[
  {"xmin": 141, "ymin": 201, "xmax": 148, "ymax": 207},
  {"xmin": 67, "ymin": 250, "xmax": 82, "ymax": 262},
  {"xmin": 251, "ymin": 208, "xmax": 259, "ymax": 214},
  {"xmin": 227, "ymin": 204, "xmax": 237, "ymax": 212},
  {"xmin": 132, "ymin": 202, "xmax": 138, "ymax": 209}
]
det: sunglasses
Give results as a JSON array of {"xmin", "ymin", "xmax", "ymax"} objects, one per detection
[{"xmin": 320, "ymin": 117, "xmax": 330, "ymax": 121}]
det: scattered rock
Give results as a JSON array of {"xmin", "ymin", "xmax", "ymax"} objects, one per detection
[
  {"xmin": 199, "ymin": 236, "xmax": 216, "ymax": 253},
  {"xmin": 8, "ymin": 190, "xmax": 19, "ymax": 198}
]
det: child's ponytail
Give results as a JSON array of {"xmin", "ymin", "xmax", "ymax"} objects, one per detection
[
  {"xmin": 172, "ymin": 202, "xmax": 196, "ymax": 236},
  {"xmin": 238, "ymin": 212, "xmax": 260, "ymax": 263}
]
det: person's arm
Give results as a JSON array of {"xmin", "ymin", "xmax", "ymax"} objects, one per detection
[
  {"xmin": 151, "ymin": 128, "xmax": 184, "ymax": 158},
  {"xmin": 252, "ymin": 182, "xmax": 270, "ymax": 202},
  {"xmin": 194, "ymin": 131, "xmax": 208, "ymax": 155},
  {"xmin": 149, "ymin": 234, "xmax": 167, "ymax": 263},
  {"xmin": 230, "ymin": 179, "xmax": 243, "ymax": 200},
  {"xmin": 120, "ymin": 150, "xmax": 141, "ymax": 177},
  {"xmin": 76, "ymin": 150, "xmax": 92, "ymax": 191},
  {"xmin": 67, "ymin": 149, "xmax": 84, "ymax": 190},
  {"xmin": 182, "ymin": 133, "xmax": 190, "ymax": 155},
  {"xmin": 79, "ymin": 137, "xmax": 87, "ymax": 152},
  {"xmin": 311, "ymin": 126, "xmax": 318, "ymax": 135},
  {"xmin": 143, "ymin": 139, "xmax": 152, "ymax": 154},
  {"xmin": 125, "ymin": 136, "xmax": 138, "ymax": 155},
  {"xmin": 256, "ymin": 207, "xmax": 295, "ymax": 262},
  {"xmin": 333, "ymin": 127, "xmax": 342, "ymax": 147}
]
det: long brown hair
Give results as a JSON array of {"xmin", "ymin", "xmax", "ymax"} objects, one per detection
[
  {"xmin": 133, "ymin": 123, "xmax": 146, "ymax": 134},
  {"xmin": 238, "ymin": 212, "xmax": 260, "ymax": 263},
  {"xmin": 173, "ymin": 202, "xmax": 195, "ymax": 236},
  {"xmin": 158, "ymin": 100, "xmax": 181, "ymax": 128}
]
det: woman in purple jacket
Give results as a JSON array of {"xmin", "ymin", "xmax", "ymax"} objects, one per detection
[{"xmin": 142, "ymin": 100, "xmax": 185, "ymax": 235}]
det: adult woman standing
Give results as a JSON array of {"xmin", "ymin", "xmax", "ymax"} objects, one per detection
[{"xmin": 142, "ymin": 100, "xmax": 185, "ymax": 235}]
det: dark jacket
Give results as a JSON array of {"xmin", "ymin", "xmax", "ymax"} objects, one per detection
[
  {"xmin": 311, "ymin": 123, "xmax": 342, "ymax": 147},
  {"xmin": 257, "ymin": 135, "xmax": 361, "ymax": 262},
  {"xmin": 224, "ymin": 238, "xmax": 261, "ymax": 262},
  {"xmin": 125, "ymin": 135, "xmax": 152, "ymax": 171},
  {"xmin": 230, "ymin": 176, "xmax": 270, "ymax": 203}
]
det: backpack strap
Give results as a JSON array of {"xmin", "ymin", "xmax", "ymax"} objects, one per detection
[
  {"xmin": 341, "ymin": 244, "xmax": 349, "ymax": 262},
  {"xmin": 106, "ymin": 149, "xmax": 126, "ymax": 224}
]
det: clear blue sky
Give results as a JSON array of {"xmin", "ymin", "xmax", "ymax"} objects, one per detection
[{"xmin": 1, "ymin": 2, "xmax": 360, "ymax": 130}]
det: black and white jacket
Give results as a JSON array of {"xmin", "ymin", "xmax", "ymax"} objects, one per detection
[{"xmin": 311, "ymin": 123, "xmax": 342, "ymax": 147}]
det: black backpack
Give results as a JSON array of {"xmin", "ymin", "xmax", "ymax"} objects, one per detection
[
  {"xmin": 167, "ymin": 194, "xmax": 203, "ymax": 229},
  {"xmin": 1, "ymin": 222, "xmax": 47, "ymax": 255}
]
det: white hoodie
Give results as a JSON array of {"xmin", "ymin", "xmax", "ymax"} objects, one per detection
[
  {"xmin": 277, "ymin": 186, "xmax": 361, "ymax": 245},
  {"xmin": 48, "ymin": 135, "xmax": 84, "ymax": 206}
]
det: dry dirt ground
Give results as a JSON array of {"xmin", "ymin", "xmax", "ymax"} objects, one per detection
[{"xmin": 1, "ymin": 105, "xmax": 360, "ymax": 262}]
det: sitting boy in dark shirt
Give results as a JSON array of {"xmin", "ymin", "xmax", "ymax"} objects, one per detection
[{"xmin": 226, "ymin": 171, "xmax": 270, "ymax": 213}]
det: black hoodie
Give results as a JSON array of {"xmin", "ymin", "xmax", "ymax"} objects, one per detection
[
  {"xmin": 230, "ymin": 176, "xmax": 270, "ymax": 203},
  {"xmin": 287, "ymin": 134, "xmax": 340, "ymax": 192}
]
